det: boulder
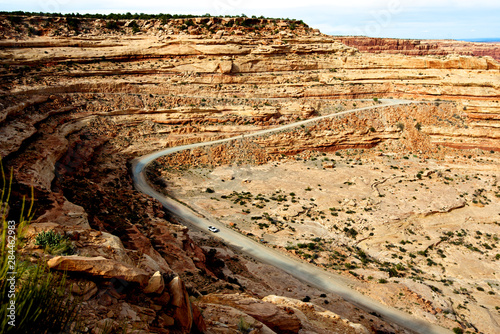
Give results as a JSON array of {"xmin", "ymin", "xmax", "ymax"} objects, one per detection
[
  {"xmin": 199, "ymin": 303, "xmax": 276, "ymax": 334},
  {"xmin": 144, "ymin": 271, "xmax": 165, "ymax": 295},
  {"xmin": 217, "ymin": 60, "xmax": 233, "ymax": 74},
  {"xmin": 200, "ymin": 293, "xmax": 301, "ymax": 334},
  {"xmin": 47, "ymin": 256, "xmax": 149, "ymax": 286},
  {"xmin": 91, "ymin": 318, "xmax": 116, "ymax": 334},
  {"xmin": 168, "ymin": 276, "xmax": 192, "ymax": 332},
  {"xmin": 99, "ymin": 232, "xmax": 133, "ymax": 264},
  {"xmin": 118, "ymin": 303, "xmax": 156, "ymax": 326},
  {"xmin": 119, "ymin": 302, "xmax": 139, "ymax": 321}
]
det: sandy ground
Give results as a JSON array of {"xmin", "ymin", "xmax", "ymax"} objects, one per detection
[{"xmin": 163, "ymin": 147, "xmax": 500, "ymax": 333}]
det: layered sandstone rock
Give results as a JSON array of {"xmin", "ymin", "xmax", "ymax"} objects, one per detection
[
  {"xmin": 336, "ymin": 36, "xmax": 500, "ymax": 61},
  {"xmin": 47, "ymin": 255, "xmax": 150, "ymax": 286}
]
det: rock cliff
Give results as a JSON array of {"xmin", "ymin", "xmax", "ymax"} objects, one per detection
[{"xmin": 335, "ymin": 36, "xmax": 500, "ymax": 61}]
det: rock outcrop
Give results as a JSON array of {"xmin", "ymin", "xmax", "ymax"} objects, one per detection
[{"xmin": 48, "ymin": 255, "xmax": 150, "ymax": 286}]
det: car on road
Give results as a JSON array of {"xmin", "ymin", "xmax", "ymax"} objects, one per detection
[{"xmin": 208, "ymin": 226, "xmax": 219, "ymax": 233}]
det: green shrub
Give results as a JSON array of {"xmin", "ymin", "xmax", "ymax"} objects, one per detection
[
  {"xmin": 237, "ymin": 317, "xmax": 252, "ymax": 333},
  {"xmin": 35, "ymin": 230, "xmax": 74, "ymax": 255},
  {"xmin": 105, "ymin": 20, "xmax": 119, "ymax": 29},
  {"xmin": 0, "ymin": 259, "xmax": 80, "ymax": 333}
]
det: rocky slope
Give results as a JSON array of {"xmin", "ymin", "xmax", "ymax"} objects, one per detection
[{"xmin": 1, "ymin": 14, "xmax": 499, "ymax": 334}]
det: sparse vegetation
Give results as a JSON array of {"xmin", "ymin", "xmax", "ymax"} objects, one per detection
[{"xmin": 35, "ymin": 230, "xmax": 74, "ymax": 255}]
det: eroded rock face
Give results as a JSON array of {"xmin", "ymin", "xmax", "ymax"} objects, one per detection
[
  {"xmin": 33, "ymin": 199, "xmax": 90, "ymax": 230},
  {"xmin": 336, "ymin": 36, "xmax": 500, "ymax": 61},
  {"xmin": 126, "ymin": 224, "xmax": 174, "ymax": 275}
]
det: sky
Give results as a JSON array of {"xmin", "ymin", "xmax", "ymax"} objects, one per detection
[{"xmin": 1, "ymin": 0, "xmax": 499, "ymax": 39}]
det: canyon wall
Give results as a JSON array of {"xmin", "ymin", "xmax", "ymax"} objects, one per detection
[
  {"xmin": 335, "ymin": 36, "xmax": 500, "ymax": 61},
  {"xmin": 1, "ymin": 14, "xmax": 499, "ymax": 334}
]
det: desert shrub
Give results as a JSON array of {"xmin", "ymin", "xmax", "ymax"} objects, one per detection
[
  {"xmin": 27, "ymin": 26, "xmax": 41, "ymax": 36},
  {"xmin": 7, "ymin": 15, "xmax": 23, "ymax": 24},
  {"xmin": 128, "ymin": 20, "xmax": 140, "ymax": 33},
  {"xmin": 35, "ymin": 230, "xmax": 74, "ymax": 255},
  {"xmin": 0, "ymin": 259, "xmax": 80, "ymax": 333},
  {"xmin": 129, "ymin": 20, "xmax": 139, "ymax": 29},
  {"xmin": 105, "ymin": 20, "xmax": 119, "ymax": 29},
  {"xmin": 66, "ymin": 17, "xmax": 80, "ymax": 30},
  {"xmin": 344, "ymin": 227, "xmax": 358, "ymax": 238}
]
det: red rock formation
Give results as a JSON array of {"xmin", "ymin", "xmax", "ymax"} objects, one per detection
[{"xmin": 335, "ymin": 36, "xmax": 500, "ymax": 61}]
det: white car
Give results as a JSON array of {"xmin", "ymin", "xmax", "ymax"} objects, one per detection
[{"xmin": 208, "ymin": 226, "xmax": 220, "ymax": 233}]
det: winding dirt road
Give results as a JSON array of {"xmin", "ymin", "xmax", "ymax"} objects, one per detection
[{"xmin": 132, "ymin": 99, "xmax": 452, "ymax": 334}]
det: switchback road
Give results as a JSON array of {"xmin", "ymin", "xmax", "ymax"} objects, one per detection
[{"xmin": 132, "ymin": 99, "xmax": 451, "ymax": 334}]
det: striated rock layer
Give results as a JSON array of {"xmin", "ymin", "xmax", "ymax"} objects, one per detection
[{"xmin": 335, "ymin": 36, "xmax": 500, "ymax": 61}]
